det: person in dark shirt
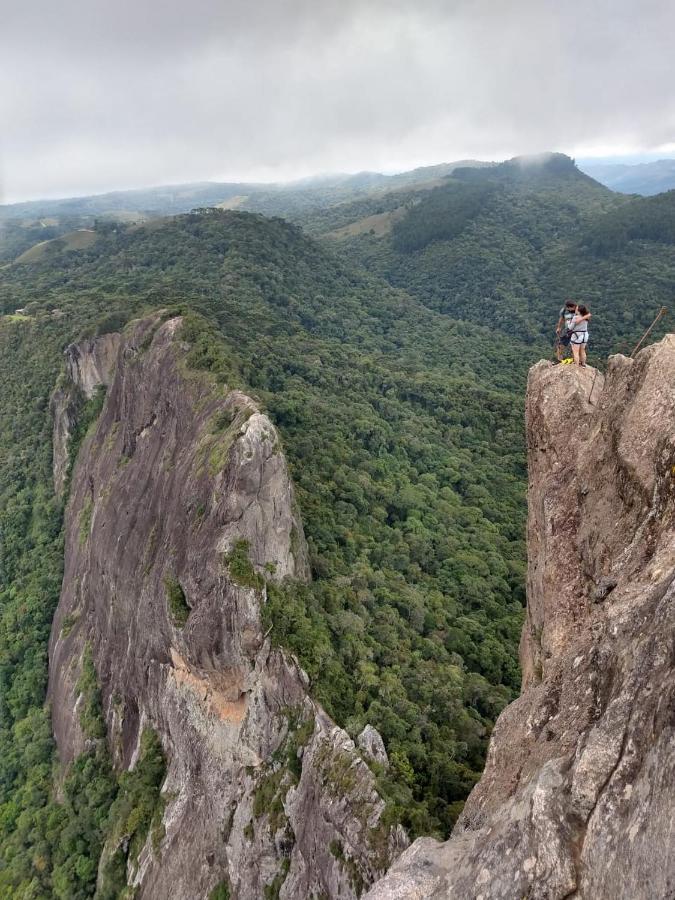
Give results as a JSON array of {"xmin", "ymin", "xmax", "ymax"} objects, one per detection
[{"xmin": 555, "ymin": 300, "xmax": 577, "ymax": 361}]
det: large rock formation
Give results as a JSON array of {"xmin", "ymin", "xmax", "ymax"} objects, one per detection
[
  {"xmin": 367, "ymin": 336, "xmax": 675, "ymax": 899},
  {"xmin": 48, "ymin": 313, "xmax": 405, "ymax": 899}
]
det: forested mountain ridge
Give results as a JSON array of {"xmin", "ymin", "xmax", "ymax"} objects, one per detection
[
  {"xmin": 0, "ymin": 159, "xmax": 491, "ymax": 264},
  {"xmin": 319, "ymin": 154, "xmax": 675, "ymax": 356},
  {"xmin": 4, "ymin": 154, "xmax": 675, "ymax": 360},
  {"xmin": 0, "ymin": 209, "xmax": 539, "ymax": 896}
]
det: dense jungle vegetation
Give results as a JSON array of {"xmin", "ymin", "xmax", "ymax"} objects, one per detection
[{"xmin": 0, "ymin": 156, "xmax": 673, "ymax": 896}]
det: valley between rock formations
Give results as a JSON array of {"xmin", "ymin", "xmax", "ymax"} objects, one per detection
[{"xmin": 367, "ymin": 335, "xmax": 675, "ymax": 899}]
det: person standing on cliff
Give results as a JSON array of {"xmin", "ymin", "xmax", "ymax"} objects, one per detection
[
  {"xmin": 555, "ymin": 300, "xmax": 577, "ymax": 361},
  {"xmin": 569, "ymin": 304, "xmax": 591, "ymax": 366}
]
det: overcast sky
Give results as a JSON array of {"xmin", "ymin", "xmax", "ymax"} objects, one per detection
[{"xmin": 1, "ymin": 0, "xmax": 674, "ymax": 202}]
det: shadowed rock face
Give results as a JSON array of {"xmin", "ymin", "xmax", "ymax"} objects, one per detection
[
  {"xmin": 50, "ymin": 332, "xmax": 121, "ymax": 496},
  {"xmin": 48, "ymin": 313, "xmax": 405, "ymax": 900},
  {"xmin": 367, "ymin": 336, "xmax": 675, "ymax": 900},
  {"xmin": 65, "ymin": 332, "xmax": 121, "ymax": 399}
]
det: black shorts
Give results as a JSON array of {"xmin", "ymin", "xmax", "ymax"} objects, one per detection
[{"xmin": 559, "ymin": 334, "xmax": 571, "ymax": 346}]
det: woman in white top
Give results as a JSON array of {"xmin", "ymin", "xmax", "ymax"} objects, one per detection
[{"xmin": 569, "ymin": 304, "xmax": 591, "ymax": 367}]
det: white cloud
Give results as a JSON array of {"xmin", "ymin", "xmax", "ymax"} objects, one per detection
[{"xmin": 1, "ymin": 0, "xmax": 673, "ymax": 201}]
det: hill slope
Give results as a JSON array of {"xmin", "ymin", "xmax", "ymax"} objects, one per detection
[
  {"xmin": 0, "ymin": 161, "xmax": 496, "ymax": 265},
  {"xmin": 14, "ymin": 228, "xmax": 98, "ymax": 264}
]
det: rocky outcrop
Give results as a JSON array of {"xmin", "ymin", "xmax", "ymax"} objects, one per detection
[
  {"xmin": 48, "ymin": 313, "xmax": 405, "ymax": 899},
  {"xmin": 50, "ymin": 332, "xmax": 121, "ymax": 495},
  {"xmin": 367, "ymin": 335, "xmax": 675, "ymax": 899},
  {"xmin": 357, "ymin": 726, "xmax": 389, "ymax": 769},
  {"xmin": 64, "ymin": 331, "xmax": 121, "ymax": 398}
]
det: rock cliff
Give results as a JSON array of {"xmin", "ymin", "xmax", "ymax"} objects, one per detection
[
  {"xmin": 367, "ymin": 335, "xmax": 675, "ymax": 899},
  {"xmin": 50, "ymin": 332, "xmax": 121, "ymax": 496},
  {"xmin": 48, "ymin": 313, "xmax": 405, "ymax": 899}
]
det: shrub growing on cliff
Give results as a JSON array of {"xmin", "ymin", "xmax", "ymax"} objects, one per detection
[
  {"xmin": 209, "ymin": 880, "xmax": 232, "ymax": 900},
  {"xmin": 98, "ymin": 729, "xmax": 167, "ymax": 896},
  {"xmin": 224, "ymin": 539, "xmax": 265, "ymax": 590},
  {"xmin": 263, "ymin": 858, "xmax": 291, "ymax": 900},
  {"xmin": 180, "ymin": 312, "xmax": 237, "ymax": 385},
  {"xmin": 78, "ymin": 496, "xmax": 93, "ymax": 545},
  {"xmin": 164, "ymin": 575, "xmax": 191, "ymax": 626},
  {"xmin": 77, "ymin": 645, "xmax": 107, "ymax": 740}
]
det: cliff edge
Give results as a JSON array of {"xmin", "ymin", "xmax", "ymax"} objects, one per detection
[
  {"xmin": 48, "ymin": 313, "xmax": 406, "ymax": 899},
  {"xmin": 367, "ymin": 335, "xmax": 675, "ymax": 899}
]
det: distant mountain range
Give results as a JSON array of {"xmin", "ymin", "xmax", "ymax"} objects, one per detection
[
  {"xmin": 577, "ymin": 158, "xmax": 675, "ymax": 195},
  {"xmin": 4, "ymin": 151, "xmax": 673, "ymax": 356},
  {"xmin": 0, "ymin": 159, "xmax": 493, "ymax": 223},
  {"xmin": 2, "ymin": 155, "xmax": 673, "ymax": 236}
]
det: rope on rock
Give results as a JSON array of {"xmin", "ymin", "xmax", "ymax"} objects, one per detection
[
  {"xmin": 588, "ymin": 368, "xmax": 600, "ymax": 405},
  {"xmin": 630, "ymin": 306, "xmax": 668, "ymax": 357}
]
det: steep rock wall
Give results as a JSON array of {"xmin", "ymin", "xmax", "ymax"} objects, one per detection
[
  {"xmin": 50, "ymin": 332, "xmax": 121, "ymax": 495},
  {"xmin": 367, "ymin": 335, "xmax": 675, "ymax": 899},
  {"xmin": 48, "ymin": 313, "xmax": 405, "ymax": 899}
]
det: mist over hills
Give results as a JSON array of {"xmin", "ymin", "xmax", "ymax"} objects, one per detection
[
  {"xmin": 0, "ymin": 159, "xmax": 491, "ymax": 224},
  {"xmin": 4, "ymin": 152, "xmax": 674, "ymax": 230}
]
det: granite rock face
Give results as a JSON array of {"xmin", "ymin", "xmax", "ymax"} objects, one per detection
[
  {"xmin": 50, "ymin": 332, "xmax": 121, "ymax": 495},
  {"xmin": 48, "ymin": 313, "xmax": 406, "ymax": 899},
  {"xmin": 64, "ymin": 331, "xmax": 121, "ymax": 399},
  {"xmin": 357, "ymin": 725, "xmax": 389, "ymax": 769},
  {"xmin": 366, "ymin": 336, "xmax": 675, "ymax": 900}
]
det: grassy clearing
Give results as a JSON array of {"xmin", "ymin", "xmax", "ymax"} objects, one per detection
[
  {"xmin": 326, "ymin": 206, "xmax": 407, "ymax": 240},
  {"xmin": 215, "ymin": 195, "xmax": 248, "ymax": 210},
  {"xmin": 2, "ymin": 312, "xmax": 33, "ymax": 322},
  {"xmin": 15, "ymin": 229, "xmax": 98, "ymax": 264}
]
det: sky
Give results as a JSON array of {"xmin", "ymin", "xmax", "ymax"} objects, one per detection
[{"xmin": 1, "ymin": 0, "xmax": 674, "ymax": 203}]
